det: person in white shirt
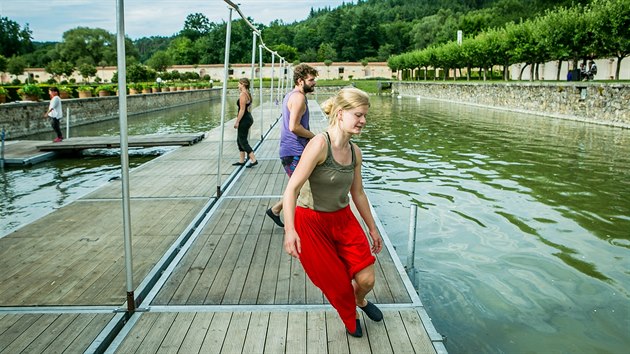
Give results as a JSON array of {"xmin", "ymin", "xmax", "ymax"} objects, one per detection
[{"xmin": 44, "ymin": 87, "xmax": 63, "ymax": 142}]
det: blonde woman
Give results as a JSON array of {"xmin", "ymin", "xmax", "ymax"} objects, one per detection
[
  {"xmin": 282, "ymin": 87, "xmax": 383, "ymax": 337},
  {"xmin": 233, "ymin": 78, "xmax": 258, "ymax": 167}
]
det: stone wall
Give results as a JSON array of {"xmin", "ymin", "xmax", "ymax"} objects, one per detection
[
  {"xmin": 0, "ymin": 89, "xmax": 222, "ymax": 139},
  {"xmin": 394, "ymin": 82, "xmax": 630, "ymax": 128}
]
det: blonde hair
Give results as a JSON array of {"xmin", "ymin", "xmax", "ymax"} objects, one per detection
[{"xmin": 321, "ymin": 87, "xmax": 370, "ymax": 126}]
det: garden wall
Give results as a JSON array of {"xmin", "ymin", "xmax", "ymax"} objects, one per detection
[
  {"xmin": 0, "ymin": 89, "xmax": 222, "ymax": 139},
  {"xmin": 393, "ymin": 82, "xmax": 630, "ymax": 128}
]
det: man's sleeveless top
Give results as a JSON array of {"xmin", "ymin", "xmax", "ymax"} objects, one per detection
[
  {"xmin": 297, "ymin": 133, "xmax": 356, "ymax": 212},
  {"xmin": 279, "ymin": 89, "xmax": 310, "ymax": 158}
]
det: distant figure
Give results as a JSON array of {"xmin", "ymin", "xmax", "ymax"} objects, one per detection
[
  {"xmin": 232, "ymin": 78, "xmax": 258, "ymax": 168},
  {"xmin": 265, "ymin": 63, "xmax": 319, "ymax": 228},
  {"xmin": 579, "ymin": 63, "xmax": 587, "ymax": 81},
  {"xmin": 282, "ymin": 87, "xmax": 384, "ymax": 338},
  {"xmin": 44, "ymin": 87, "xmax": 63, "ymax": 142},
  {"xmin": 586, "ymin": 61, "xmax": 598, "ymax": 80}
]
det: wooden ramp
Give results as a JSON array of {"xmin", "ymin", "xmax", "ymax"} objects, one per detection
[{"xmin": 0, "ymin": 101, "xmax": 446, "ymax": 353}]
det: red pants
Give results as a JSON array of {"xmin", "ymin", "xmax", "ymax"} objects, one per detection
[{"xmin": 295, "ymin": 205, "xmax": 375, "ymax": 332}]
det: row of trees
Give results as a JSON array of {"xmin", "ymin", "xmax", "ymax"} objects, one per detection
[{"xmin": 387, "ymin": 0, "xmax": 629, "ymax": 81}]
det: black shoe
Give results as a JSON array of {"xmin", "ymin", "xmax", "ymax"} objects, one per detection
[
  {"xmin": 245, "ymin": 161, "xmax": 258, "ymax": 168},
  {"xmin": 266, "ymin": 208, "xmax": 284, "ymax": 227},
  {"xmin": 346, "ymin": 319, "xmax": 362, "ymax": 338},
  {"xmin": 359, "ymin": 301, "xmax": 383, "ymax": 322},
  {"xmin": 232, "ymin": 161, "xmax": 245, "ymax": 166}
]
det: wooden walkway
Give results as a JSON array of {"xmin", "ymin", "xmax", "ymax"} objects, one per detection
[
  {"xmin": 0, "ymin": 133, "xmax": 205, "ymax": 166},
  {"xmin": 0, "ymin": 101, "xmax": 446, "ymax": 353}
]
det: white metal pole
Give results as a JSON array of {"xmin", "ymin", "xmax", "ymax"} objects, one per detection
[
  {"xmin": 406, "ymin": 204, "xmax": 418, "ymax": 272},
  {"xmin": 259, "ymin": 44, "xmax": 264, "ymax": 138},
  {"xmin": 270, "ymin": 53, "xmax": 275, "ymax": 107},
  {"xmin": 65, "ymin": 107, "xmax": 70, "ymax": 139},
  {"xmin": 116, "ymin": 0, "xmax": 135, "ymax": 313},
  {"xmin": 217, "ymin": 7, "xmax": 233, "ymax": 197},
  {"xmin": 250, "ymin": 32, "xmax": 256, "ymax": 85}
]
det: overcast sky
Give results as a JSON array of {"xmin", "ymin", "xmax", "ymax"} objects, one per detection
[{"xmin": 1, "ymin": 0, "xmax": 349, "ymax": 42}]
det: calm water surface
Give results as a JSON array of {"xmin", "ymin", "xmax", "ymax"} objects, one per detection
[
  {"xmin": 1, "ymin": 96, "xmax": 628, "ymax": 353},
  {"xmin": 355, "ymin": 96, "xmax": 629, "ymax": 354}
]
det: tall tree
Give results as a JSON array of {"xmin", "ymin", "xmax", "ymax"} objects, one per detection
[
  {"xmin": 180, "ymin": 13, "xmax": 211, "ymax": 41},
  {"xmin": 0, "ymin": 17, "xmax": 33, "ymax": 57}
]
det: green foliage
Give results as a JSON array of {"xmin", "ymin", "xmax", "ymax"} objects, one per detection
[
  {"xmin": 0, "ymin": 16, "xmax": 33, "ymax": 57},
  {"xmin": 45, "ymin": 60, "xmax": 75, "ymax": 82},
  {"xmin": 6, "ymin": 56, "xmax": 27, "ymax": 77},
  {"xmin": 96, "ymin": 84, "xmax": 115, "ymax": 93},
  {"xmin": 146, "ymin": 50, "xmax": 173, "ymax": 72},
  {"xmin": 0, "ymin": 86, "xmax": 7, "ymax": 95},
  {"xmin": 17, "ymin": 83, "xmax": 43, "ymax": 97},
  {"xmin": 78, "ymin": 63, "xmax": 97, "ymax": 82},
  {"xmin": 77, "ymin": 85, "xmax": 93, "ymax": 92},
  {"xmin": 0, "ymin": 54, "xmax": 7, "ymax": 72}
]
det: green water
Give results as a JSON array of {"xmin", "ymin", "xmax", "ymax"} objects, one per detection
[
  {"xmin": 1, "ymin": 96, "xmax": 628, "ymax": 353},
  {"xmin": 355, "ymin": 96, "xmax": 629, "ymax": 353}
]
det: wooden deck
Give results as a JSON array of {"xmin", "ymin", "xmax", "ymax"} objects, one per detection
[
  {"xmin": 0, "ymin": 101, "xmax": 446, "ymax": 353},
  {"xmin": 0, "ymin": 133, "xmax": 206, "ymax": 166}
]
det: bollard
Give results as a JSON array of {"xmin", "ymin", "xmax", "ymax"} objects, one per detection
[{"xmin": 406, "ymin": 204, "xmax": 418, "ymax": 273}]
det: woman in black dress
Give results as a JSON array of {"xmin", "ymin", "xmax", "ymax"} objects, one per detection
[{"xmin": 233, "ymin": 78, "xmax": 258, "ymax": 168}]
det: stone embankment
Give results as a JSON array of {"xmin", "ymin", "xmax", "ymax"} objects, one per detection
[
  {"xmin": 394, "ymin": 82, "xmax": 629, "ymax": 128},
  {"xmin": 0, "ymin": 89, "xmax": 222, "ymax": 139}
]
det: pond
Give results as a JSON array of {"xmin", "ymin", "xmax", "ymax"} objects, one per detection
[{"xmin": 1, "ymin": 95, "xmax": 628, "ymax": 353}]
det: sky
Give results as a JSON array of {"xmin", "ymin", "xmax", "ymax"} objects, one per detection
[{"xmin": 1, "ymin": 0, "xmax": 349, "ymax": 42}]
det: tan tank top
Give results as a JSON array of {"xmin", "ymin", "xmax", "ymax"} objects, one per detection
[{"xmin": 297, "ymin": 132, "xmax": 356, "ymax": 212}]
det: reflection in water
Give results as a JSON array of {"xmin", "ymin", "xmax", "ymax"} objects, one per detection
[{"xmin": 354, "ymin": 96, "xmax": 629, "ymax": 353}]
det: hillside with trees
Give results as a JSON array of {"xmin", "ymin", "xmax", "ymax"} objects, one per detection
[{"xmin": 0, "ymin": 0, "xmax": 606, "ymax": 84}]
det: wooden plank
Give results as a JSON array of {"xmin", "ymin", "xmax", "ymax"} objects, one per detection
[
  {"xmin": 241, "ymin": 312, "xmax": 269, "ymax": 353},
  {"xmin": 137, "ymin": 313, "xmax": 178, "ymax": 353},
  {"xmin": 198, "ymin": 312, "xmax": 231, "ymax": 353},
  {"xmin": 178, "ymin": 312, "xmax": 214, "ymax": 353},
  {"xmin": 264, "ymin": 312, "xmax": 287, "ymax": 353},
  {"xmin": 115, "ymin": 313, "xmax": 161, "ymax": 353},
  {"xmin": 306, "ymin": 311, "xmax": 328, "ymax": 353},
  {"xmin": 62, "ymin": 314, "xmax": 114, "ymax": 353},
  {"xmin": 40, "ymin": 313, "xmax": 99, "ymax": 354},
  {"xmin": 158, "ymin": 312, "xmax": 196, "ymax": 353},
  {"xmin": 1, "ymin": 314, "xmax": 57, "ymax": 353},
  {"xmin": 186, "ymin": 232, "xmax": 234, "ymax": 304},
  {"xmin": 381, "ymin": 311, "xmax": 415, "ymax": 354},
  {"xmin": 205, "ymin": 232, "xmax": 247, "ymax": 304},
  {"xmin": 326, "ymin": 311, "xmax": 350, "ymax": 354},
  {"xmin": 220, "ymin": 312, "xmax": 250, "ymax": 353},
  {"xmin": 400, "ymin": 310, "xmax": 437, "ymax": 354},
  {"xmin": 363, "ymin": 312, "xmax": 393, "ymax": 354},
  {"xmin": 0, "ymin": 314, "xmax": 41, "ymax": 351},
  {"xmin": 21, "ymin": 314, "xmax": 78, "ymax": 353},
  {"xmin": 286, "ymin": 312, "xmax": 307, "ymax": 354}
]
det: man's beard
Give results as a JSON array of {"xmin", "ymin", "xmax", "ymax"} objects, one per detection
[{"xmin": 303, "ymin": 82, "xmax": 315, "ymax": 93}]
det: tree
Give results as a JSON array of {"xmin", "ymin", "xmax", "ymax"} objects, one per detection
[
  {"xmin": 271, "ymin": 44, "xmax": 298, "ymax": 63},
  {"xmin": 45, "ymin": 60, "xmax": 74, "ymax": 82},
  {"xmin": 591, "ymin": 0, "xmax": 630, "ymax": 79},
  {"xmin": 317, "ymin": 43, "xmax": 336, "ymax": 61},
  {"xmin": 0, "ymin": 54, "xmax": 7, "ymax": 73},
  {"xmin": 166, "ymin": 37, "xmax": 196, "ymax": 65},
  {"xmin": 78, "ymin": 63, "xmax": 97, "ymax": 83},
  {"xmin": 0, "ymin": 17, "xmax": 33, "ymax": 57},
  {"xmin": 7, "ymin": 56, "xmax": 27, "ymax": 81},
  {"xmin": 57, "ymin": 27, "xmax": 138, "ymax": 67},
  {"xmin": 147, "ymin": 50, "xmax": 173, "ymax": 72},
  {"xmin": 180, "ymin": 13, "xmax": 211, "ymax": 41}
]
